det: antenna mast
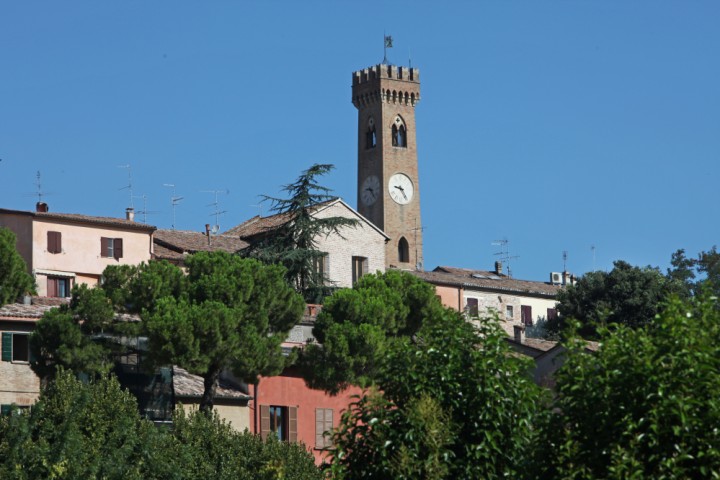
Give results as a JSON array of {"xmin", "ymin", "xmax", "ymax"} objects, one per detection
[
  {"xmin": 35, "ymin": 171, "xmax": 44, "ymax": 203},
  {"xmin": 118, "ymin": 164, "xmax": 134, "ymax": 208},
  {"xmin": 563, "ymin": 250, "xmax": 568, "ymax": 272},
  {"xmin": 591, "ymin": 245, "xmax": 596, "ymax": 271},
  {"xmin": 492, "ymin": 238, "xmax": 520, "ymax": 278},
  {"xmin": 412, "ymin": 217, "xmax": 425, "ymax": 271},
  {"xmin": 201, "ymin": 189, "xmax": 229, "ymax": 233},
  {"xmin": 163, "ymin": 183, "xmax": 183, "ymax": 230}
]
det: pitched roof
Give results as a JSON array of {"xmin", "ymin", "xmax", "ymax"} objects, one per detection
[
  {"xmin": 0, "ymin": 208, "xmax": 156, "ymax": 232},
  {"xmin": 0, "ymin": 303, "xmax": 58, "ymax": 321},
  {"xmin": 224, "ymin": 198, "xmax": 389, "ymax": 242},
  {"xmin": 412, "ymin": 266, "xmax": 561, "ymax": 297},
  {"xmin": 153, "ymin": 229, "xmax": 249, "ymax": 257},
  {"xmin": 172, "ymin": 367, "xmax": 251, "ymax": 401}
]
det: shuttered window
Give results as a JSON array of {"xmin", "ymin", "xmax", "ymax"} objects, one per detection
[
  {"xmin": 521, "ymin": 305, "xmax": 533, "ymax": 326},
  {"xmin": 2, "ymin": 332, "xmax": 29, "ymax": 362},
  {"xmin": 547, "ymin": 308, "xmax": 558, "ymax": 321},
  {"xmin": 466, "ymin": 298, "xmax": 479, "ymax": 317},
  {"xmin": 315, "ymin": 408, "xmax": 334, "ymax": 449},
  {"xmin": 260, "ymin": 405, "xmax": 298, "ymax": 442},
  {"xmin": 101, "ymin": 237, "xmax": 124, "ymax": 259},
  {"xmin": 352, "ymin": 256, "xmax": 368, "ymax": 285},
  {"xmin": 47, "ymin": 231, "xmax": 62, "ymax": 254},
  {"xmin": 47, "ymin": 277, "xmax": 70, "ymax": 298}
]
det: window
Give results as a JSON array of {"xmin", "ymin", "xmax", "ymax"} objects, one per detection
[
  {"xmin": 47, "ymin": 231, "xmax": 62, "ymax": 254},
  {"xmin": 466, "ymin": 298, "xmax": 479, "ymax": 317},
  {"xmin": 506, "ymin": 305, "xmax": 514, "ymax": 319},
  {"xmin": 260, "ymin": 405, "xmax": 297, "ymax": 442},
  {"xmin": 315, "ymin": 408, "xmax": 334, "ymax": 449},
  {"xmin": 547, "ymin": 308, "xmax": 558, "ymax": 321},
  {"xmin": 2, "ymin": 332, "xmax": 30, "ymax": 363},
  {"xmin": 1, "ymin": 404, "xmax": 30, "ymax": 416},
  {"xmin": 365, "ymin": 117, "xmax": 376, "ymax": 149},
  {"xmin": 521, "ymin": 305, "xmax": 533, "ymax": 326},
  {"xmin": 391, "ymin": 116, "xmax": 407, "ymax": 148},
  {"xmin": 47, "ymin": 276, "xmax": 70, "ymax": 298},
  {"xmin": 101, "ymin": 237, "xmax": 123, "ymax": 259},
  {"xmin": 398, "ymin": 237, "xmax": 410, "ymax": 263},
  {"xmin": 312, "ymin": 253, "xmax": 329, "ymax": 285},
  {"xmin": 352, "ymin": 256, "xmax": 368, "ymax": 285}
]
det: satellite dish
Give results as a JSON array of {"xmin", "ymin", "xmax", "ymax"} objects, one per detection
[{"xmin": 210, "ymin": 225, "xmax": 220, "ymax": 235}]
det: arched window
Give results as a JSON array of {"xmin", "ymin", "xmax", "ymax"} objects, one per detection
[
  {"xmin": 366, "ymin": 117, "xmax": 376, "ymax": 149},
  {"xmin": 398, "ymin": 237, "xmax": 410, "ymax": 263},
  {"xmin": 391, "ymin": 116, "xmax": 407, "ymax": 148}
]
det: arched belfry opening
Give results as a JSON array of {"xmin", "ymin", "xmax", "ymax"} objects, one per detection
[
  {"xmin": 398, "ymin": 237, "xmax": 410, "ymax": 263},
  {"xmin": 365, "ymin": 117, "xmax": 377, "ymax": 149},
  {"xmin": 391, "ymin": 115, "xmax": 407, "ymax": 148}
]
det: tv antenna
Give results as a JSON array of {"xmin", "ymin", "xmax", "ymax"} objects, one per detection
[
  {"xmin": 202, "ymin": 189, "xmax": 229, "ymax": 233},
  {"xmin": 250, "ymin": 204, "xmax": 263, "ymax": 217},
  {"xmin": 35, "ymin": 171, "xmax": 45, "ymax": 203},
  {"xmin": 118, "ymin": 164, "xmax": 134, "ymax": 208},
  {"xmin": 591, "ymin": 245, "xmax": 596, "ymax": 271},
  {"xmin": 492, "ymin": 238, "xmax": 520, "ymax": 278},
  {"xmin": 563, "ymin": 250, "xmax": 568, "ymax": 272},
  {"xmin": 132, "ymin": 194, "xmax": 159, "ymax": 224},
  {"xmin": 163, "ymin": 183, "xmax": 183, "ymax": 230}
]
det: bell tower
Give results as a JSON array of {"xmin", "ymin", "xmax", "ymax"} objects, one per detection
[{"xmin": 352, "ymin": 64, "xmax": 423, "ymax": 270}]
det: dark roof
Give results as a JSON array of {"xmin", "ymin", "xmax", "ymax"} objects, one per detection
[
  {"xmin": 412, "ymin": 266, "xmax": 561, "ymax": 297},
  {"xmin": 153, "ymin": 229, "xmax": 249, "ymax": 257},
  {"xmin": 0, "ymin": 208, "xmax": 156, "ymax": 232},
  {"xmin": 506, "ymin": 336, "xmax": 558, "ymax": 352},
  {"xmin": 173, "ymin": 367, "xmax": 251, "ymax": 401},
  {"xmin": 224, "ymin": 212, "xmax": 292, "ymax": 238}
]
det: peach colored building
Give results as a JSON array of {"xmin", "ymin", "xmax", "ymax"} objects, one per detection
[
  {"xmin": 0, "ymin": 204, "xmax": 155, "ymax": 298},
  {"xmin": 413, "ymin": 264, "xmax": 563, "ymax": 337}
]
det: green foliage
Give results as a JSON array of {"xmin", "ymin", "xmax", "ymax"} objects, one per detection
[
  {"xmin": 0, "ymin": 227, "xmax": 35, "ymax": 306},
  {"xmin": 0, "ymin": 370, "xmax": 164, "ymax": 480},
  {"xmin": 246, "ymin": 164, "xmax": 358, "ymax": 301},
  {"xmin": 0, "ymin": 371, "xmax": 321, "ymax": 480},
  {"xmin": 530, "ymin": 295, "xmax": 720, "ymax": 479},
  {"xmin": 555, "ymin": 260, "xmax": 673, "ymax": 337},
  {"xmin": 144, "ymin": 252, "xmax": 304, "ymax": 410},
  {"xmin": 30, "ymin": 304, "xmax": 113, "ymax": 382},
  {"xmin": 329, "ymin": 309, "xmax": 542, "ymax": 479},
  {"xmin": 170, "ymin": 409, "xmax": 322, "ymax": 480},
  {"xmin": 667, "ymin": 246, "xmax": 720, "ymax": 299},
  {"xmin": 300, "ymin": 270, "xmax": 445, "ymax": 393}
]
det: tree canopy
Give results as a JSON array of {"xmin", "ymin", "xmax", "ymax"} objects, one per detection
[
  {"xmin": 31, "ymin": 253, "xmax": 305, "ymax": 412},
  {"xmin": 529, "ymin": 294, "xmax": 720, "ymax": 479},
  {"xmin": 0, "ymin": 370, "xmax": 322, "ymax": 480},
  {"xmin": 554, "ymin": 260, "xmax": 674, "ymax": 337},
  {"xmin": 309, "ymin": 272, "xmax": 542, "ymax": 479},
  {"xmin": 0, "ymin": 227, "xmax": 34, "ymax": 306},
  {"xmin": 300, "ymin": 270, "xmax": 445, "ymax": 394},
  {"xmin": 246, "ymin": 163, "xmax": 358, "ymax": 302}
]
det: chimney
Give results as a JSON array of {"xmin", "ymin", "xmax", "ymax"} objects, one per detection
[
  {"xmin": 513, "ymin": 324, "xmax": 525, "ymax": 344},
  {"xmin": 205, "ymin": 224, "xmax": 211, "ymax": 246},
  {"xmin": 495, "ymin": 260, "xmax": 503, "ymax": 275},
  {"xmin": 125, "ymin": 207, "xmax": 135, "ymax": 221},
  {"xmin": 36, "ymin": 202, "xmax": 49, "ymax": 213}
]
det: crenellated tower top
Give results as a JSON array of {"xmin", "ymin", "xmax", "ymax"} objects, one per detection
[{"xmin": 352, "ymin": 64, "xmax": 421, "ymax": 109}]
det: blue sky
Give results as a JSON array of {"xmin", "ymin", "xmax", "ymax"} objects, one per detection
[{"xmin": 1, "ymin": 1, "xmax": 718, "ymax": 281}]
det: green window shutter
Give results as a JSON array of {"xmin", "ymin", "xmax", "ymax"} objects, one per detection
[{"xmin": 2, "ymin": 333, "xmax": 12, "ymax": 362}]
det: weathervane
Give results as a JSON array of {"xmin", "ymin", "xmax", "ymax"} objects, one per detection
[{"xmin": 383, "ymin": 33, "xmax": 393, "ymax": 64}]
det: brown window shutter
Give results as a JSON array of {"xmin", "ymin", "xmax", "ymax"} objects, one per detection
[
  {"xmin": 547, "ymin": 308, "xmax": 558, "ymax": 321},
  {"xmin": 288, "ymin": 406, "xmax": 298, "ymax": 443},
  {"xmin": 114, "ymin": 238, "xmax": 123, "ymax": 259},
  {"xmin": 521, "ymin": 305, "xmax": 533, "ymax": 326},
  {"xmin": 101, "ymin": 237, "xmax": 109, "ymax": 257},
  {"xmin": 260, "ymin": 405, "xmax": 270, "ymax": 440},
  {"xmin": 47, "ymin": 277, "xmax": 57, "ymax": 297},
  {"xmin": 47, "ymin": 231, "xmax": 61, "ymax": 253}
]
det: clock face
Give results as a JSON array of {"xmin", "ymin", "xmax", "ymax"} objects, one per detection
[
  {"xmin": 388, "ymin": 173, "xmax": 414, "ymax": 205},
  {"xmin": 361, "ymin": 175, "xmax": 381, "ymax": 206}
]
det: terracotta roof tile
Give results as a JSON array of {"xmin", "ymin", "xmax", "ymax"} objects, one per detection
[
  {"xmin": 172, "ymin": 367, "xmax": 251, "ymax": 400},
  {"xmin": 153, "ymin": 229, "xmax": 249, "ymax": 255},
  {"xmin": 412, "ymin": 267, "xmax": 561, "ymax": 297},
  {"xmin": 223, "ymin": 199, "xmax": 341, "ymax": 239},
  {"xmin": 0, "ymin": 303, "xmax": 57, "ymax": 320},
  {"xmin": 0, "ymin": 208, "xmax": 156, "ymax": 231}
]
